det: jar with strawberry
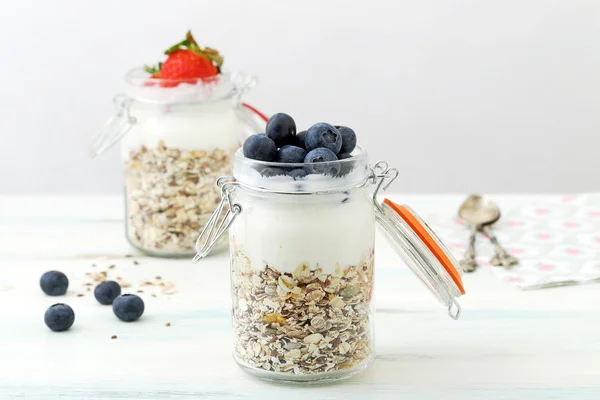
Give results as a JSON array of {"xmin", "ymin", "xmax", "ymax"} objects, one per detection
[{"xmin": 91, "ymin": 31, "xmax": 267, "ymax": 257}]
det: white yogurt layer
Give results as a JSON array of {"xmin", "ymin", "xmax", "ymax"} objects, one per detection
[
  {"xmin": 230, "ymin": 190, "xmax": 375, "ymax": 274},
  {"xmin": 119, "ymin": 100, "xmax": 243, "ymax": 159}
]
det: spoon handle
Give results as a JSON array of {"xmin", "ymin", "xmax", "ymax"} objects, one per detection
[
  {"xmin": 481, "ymin": 225, "xmax": 519, "ymax": 267},
  {"xmin": 459, "ymin": 225, "xmax": 478, "ymax": 272}
]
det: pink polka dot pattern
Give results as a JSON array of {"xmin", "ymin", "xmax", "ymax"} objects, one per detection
[
  {"xmin": 538, "ymin": 263, "xmax": 554, "ymax": 272},
  {"xmin": 423, "ymin": 194, "xmax": 600, "ymax": 290}
]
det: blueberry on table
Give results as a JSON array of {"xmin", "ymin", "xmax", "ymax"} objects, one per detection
[
  {"xmin": 304, "ymin": 147, "xmax": 340, "ymax": 175},
  {"xmin": 305, "ymin": 123, "xmax": 342, "ymax": 154},
  {"xmin": 293, "ymin": 130, "xmax": 307, "ymax": 148},
  {"xmin": 112, "ymin": 294, "xmax": 145, "ymax": 322},
  {"xmin": 94, "ymin": 281, "xmax": 122, "ymax": 305},
  {"xmin": 335, "ymin": 126, "xmax": 357, "ymax": 154},
  {"xmin": 277, "ymin": 145, "xmax": 307, "ymax": 163},
  {"xmin": 243, "ymin": 134, "xmax": 277, "ymax": 162},
  {"xmin": 44, "ymin": 303, "xmax": 75, "ymax": 332},
  {"xmin": 337, "ymin": 152, "xmax": 352, "ymax": 160},
  {"xmin": 40, "ymin": 271, "xmax": 69, "ymax": 296},
  {"xmin": 265, "ymin": 113, "xmax": 296, "ymax": 147}
]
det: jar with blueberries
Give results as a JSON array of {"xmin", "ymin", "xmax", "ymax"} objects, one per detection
[{"xmin": 194, "ymin": 113, "xmax": 466, "ymax": 383}]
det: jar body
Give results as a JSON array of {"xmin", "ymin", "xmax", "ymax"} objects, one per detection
[
  {"xmin": 229, "ymin": 186, "xmax": 376, "ymax": 382},
  {"xmin": 122, "ymin": 99, "xmax": 241, "ymax": 256}
]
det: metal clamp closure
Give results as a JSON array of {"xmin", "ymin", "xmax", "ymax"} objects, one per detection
[
  {"xmin": 90, "ymin": 95, "xmax": 137, "ymax": 158},
  {"xmin": 448, "ymin": 299, "xmax": 462, "ymax": 320},
  {"xmin": 371, "ymin": 161, "xmax": 399, "ymax": 210},
  {"xmin": 193, "ymin": 177, "xmax": 241, "ymax": 262}
]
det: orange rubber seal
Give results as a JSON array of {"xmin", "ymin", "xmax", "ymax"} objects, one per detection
[
  {"xmin": 241, "ymin": 103, "xmax": 269, "ymax": 123},
  {"xmin": 383, "ymin": 199, "xmax": 465, "ymax": 295}
]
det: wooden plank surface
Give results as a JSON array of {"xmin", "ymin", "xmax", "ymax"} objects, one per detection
[{"xmin": 1, "ymin": 195, "xmax": 599, "ymax": 399}]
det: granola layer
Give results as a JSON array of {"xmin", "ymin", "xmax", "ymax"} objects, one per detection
[
  {"xmin": 231, "ymin": 242, "xmax": 374, "ymax": 376},
  {"xmin": 125, "ymin": 141, "xmax": 234, "ymax": 254}
]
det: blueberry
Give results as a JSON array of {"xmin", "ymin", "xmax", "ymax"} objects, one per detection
[
  {"xmin": 339, "ymin": 162, "xmax": 356, "ymax": 177},
  {"xmin": 243, "ymin": 134, "xmax": 277, "ymax": 162},
  {"xmin": 94, "ymin": 281, "xmax": 122, "ymax": 305},
  {"xmin": 337, "ymin": 152, "xmax": 355, "ymax": 176},
  {"xmin": 40, "ymin": 271, "xmax": 69, "ymax": 296},
  {"xmin": 335, "ymin": 126, "xmax": 357, "ymax": 154},
  {"xmin": 288, "ymin": 168, "xmax": 308, "ymax": 180},
  {"xmin": 304, "ymin": 148, "xmax": 340, "ymax": 175},
  {"xmin": 44, "ymin": 303, "xmax": 75, "ymax": 332},
  {"xmin": 277, "ymin": 145, "xmax": 307, "ymax": 163},
  {"xmin": 293, "ymin": 130, "xmax": 307, "ymax": 148},
  {"xmin": 305, "ymin": 147, "xmax": 338, "ymax": 163},
  {"xmin": 265, "ymin": 113, "xmax": 296, "ymax": 147},
  {"xmin": 113, "ymin": 294, "xmax": 145, "ymax": 322},
  {"xmin": 259, "ymin": 166, "xmax": 286, "ymax": 177},
  {"xmin": 305, "ymin": 123, "xmax": 342, "ymax": 154}
]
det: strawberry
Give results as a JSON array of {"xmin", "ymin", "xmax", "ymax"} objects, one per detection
[
  {"xmin": 160, "ymin": 50, "xmax": 217, "ymax": 86},
  {"xmin": 144, "ymin": 31, "xmax": 224, "ymax": 88}
]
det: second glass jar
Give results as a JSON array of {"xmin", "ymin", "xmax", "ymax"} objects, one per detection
[{"xmin": 96, "ymin": 69, "xmax": 266, "ymax": 257}]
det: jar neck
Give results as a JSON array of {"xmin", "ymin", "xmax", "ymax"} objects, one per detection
[
  {"xmin": 128, "ymin": 97, "xmax": 235, "ymax": 113},
  {"xmin": 232, "ymin": 147, "xmax": 372, "ymax": 194},
  {"xmin": 233, "ymin": 183, "xmax": 371, "ymax": 206}
]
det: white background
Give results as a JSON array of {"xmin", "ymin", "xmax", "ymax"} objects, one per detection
[{"xmin": 1, "ymin": 0, "xmax": 598, "ymax": 194}]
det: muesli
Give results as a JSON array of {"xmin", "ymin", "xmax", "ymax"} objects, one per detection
[
  {"xmin": 230, "ymin": 240, "xmax": 374, "ymax": 375},
  {"xmin": 125, "ymin": 141, "xmax": 234, "ymax": 253}
]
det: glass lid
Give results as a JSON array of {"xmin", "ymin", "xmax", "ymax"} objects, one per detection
[{"xmin": 375, "ymin": 198, "xmax": 465, "ymax": 319}]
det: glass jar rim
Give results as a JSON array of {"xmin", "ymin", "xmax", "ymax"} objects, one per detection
[
  {"xmin": 124, "ymin": 67, "xmax": 253, "ymax": 104},
  {"xmin": 232, "ymin": 146, "xmax": 371, "ymax": 194}
]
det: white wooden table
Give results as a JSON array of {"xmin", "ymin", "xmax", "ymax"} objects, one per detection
[{"xmin": 1, "ymin": 195, "xmax": 599, "ymax": 399}]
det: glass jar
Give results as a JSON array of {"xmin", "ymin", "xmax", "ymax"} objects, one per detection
[
  {"xmin": 91, "ymin": 69, "xmax": 267, "ymax": 257},
  {"xmin": 195, "ymin": 147, "xmax": 465, "ymax": 383}
]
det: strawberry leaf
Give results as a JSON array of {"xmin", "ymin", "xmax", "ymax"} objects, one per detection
[
  {"xmin": 165, "ymin": 39, "xmax": 190, "ymax": 55},
  {"xmin": 185, "ymin": 30, "xmax": 199, "ymax": 49},
  {"xmin": 144, "ymin": 62, "xmax": 162, "ymax": 74}
]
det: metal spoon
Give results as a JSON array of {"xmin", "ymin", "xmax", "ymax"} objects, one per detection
[
  {"xmin": 458, "ymin": 195, "xmax": 519, "ymax": 269},
  {"xmin": 481, "ymin": 218, "xmax": 519, "ymax": 268},
  {"xmin": 459, "ymin": 224, "xmax": 478, "ymax": 273},
  {"xmin": 457, "ymin": 195, "xmax": 489, "ymax": 273}
]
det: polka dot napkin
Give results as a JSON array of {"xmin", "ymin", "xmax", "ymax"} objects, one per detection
[{"xmin": 433, "ymin": 194, "xmax": 600, "ymax": 290}]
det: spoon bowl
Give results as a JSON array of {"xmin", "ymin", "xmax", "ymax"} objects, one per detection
[
  {"xmin": 458, "ymin": 194, "xmax": 518, "ymax": 268},
  {"xmin": 458, "ymin": 195, "xmax": 500, "ymax": 226}
]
